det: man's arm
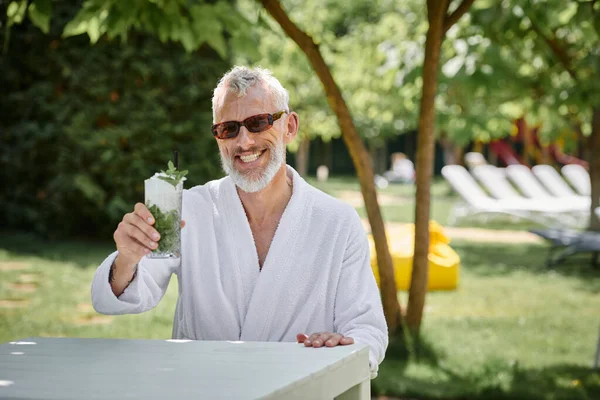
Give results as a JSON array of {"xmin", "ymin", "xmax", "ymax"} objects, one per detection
[
  {"xmin": 91, "ymin": 250, "xmax": 179, "ymax": 315},
  {"xmin": 91, "ymin": 203, "xmax": 184, "ymax": 315},
  {"xmin": 109, "ymin": 255, "xmax": 138, "ymax": 298}
]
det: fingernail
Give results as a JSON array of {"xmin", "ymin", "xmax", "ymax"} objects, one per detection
[
  {"xmin": 305, "ymin": 340, "xmax": 311, "ymax": 345},
  {"xmin": 149, "ymin": 242, "xmax": 157, "ymax": 248},
  {"xmin": 144, "ymin": 248, "xmax": 150, "ymax": 253},
  {"xmin": 148, "ymin": 217, "xmax": 154, "ymax": 224},
  {"xmin": 152, "ymin": 232, "xmax": 159, "ymax": 240},
  {"xmin": 326, "ymin": 340, "xmax": 333, "ymax": 345},
  {"xmin": 314, "ymin": 340, "xmax": 321, "ymax": 346}
]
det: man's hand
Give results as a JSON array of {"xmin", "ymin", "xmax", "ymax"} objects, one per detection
[
  {"xmin": 296, "ymin": 333, "xmax": 354, "ymax": 347},
  {"xmin": 113, "ymin": 203, "xmax": 186, "ymax": 266}
]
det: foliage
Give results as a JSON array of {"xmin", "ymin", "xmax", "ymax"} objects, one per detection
[
  {"xmin": 236, "ymin": 0, "xmax": 428, "ymax": 148},
  {"xmin": 467, "ymin": 0, "xmax": 600, "ymax": 142},
  {"xmin": 3, "ymin": 0, "xmax": 254, "ymax": 57},
  {"xmin": 0, "ymin": 3, "xmax": 230, "ymax": 239},
  {"xmin": 145, "ymin": 203, "xmax": 180, "ymax": 255},
  {"xmin": 158, "ymin": 161, "xmax": 188, "ymax": 187}
]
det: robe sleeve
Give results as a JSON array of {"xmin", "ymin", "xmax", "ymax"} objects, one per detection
[
  {"xmin": 334, "ymin": 212, "xmax": 389, "ymax": 379},
  {"xmin": 91, "ymin": 250, "xmax": 180, "ymax": 315}
]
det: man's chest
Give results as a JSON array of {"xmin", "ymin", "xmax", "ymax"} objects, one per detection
[{"xmin": 249, "ymin": 221, "xmax": 279, "ymax": 269}]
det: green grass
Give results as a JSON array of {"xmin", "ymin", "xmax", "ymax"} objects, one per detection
[
  {"xmin": 1, "ymin": 233, "xmax": 598, "ymax": 399},
  {"xmin": 0, "ymin": 232, "xmax": 178, "ymax": 341},
  {"xmin": 373, "ymin": 241, "xmax": 600, "ymax": 399}
]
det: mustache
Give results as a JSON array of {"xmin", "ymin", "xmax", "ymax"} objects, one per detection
[{"xmin": 233, "ymin": 144, "xmax": 273, "ymax": 156}]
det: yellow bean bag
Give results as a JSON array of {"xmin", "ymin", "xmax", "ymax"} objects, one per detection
[{"xmin": 368, "ymin": 221, "xmax": 460, "ymax": 291}]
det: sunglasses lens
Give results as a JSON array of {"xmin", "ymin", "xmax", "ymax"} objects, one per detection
[
  {"xmin": 215, "ymin": 121, "xmax": 239, "ymax": 139},
  {"xmin": 245, "ymin": 115, "xmax": 271, "ymax": 133}
]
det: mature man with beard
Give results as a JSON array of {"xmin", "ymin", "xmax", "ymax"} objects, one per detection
[{"xmin": 91, "ymin": 66, "xmax": 388, "ymax": 378}]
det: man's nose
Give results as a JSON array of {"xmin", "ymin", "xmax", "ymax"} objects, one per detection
[{"xmin": 236, "ymin": 126, "xmax": 255, "ymax": 149}]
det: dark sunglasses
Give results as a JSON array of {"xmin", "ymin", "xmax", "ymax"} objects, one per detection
[{"xmin": 211, "ymin": 111, "xmax": 287, "ymax": 140}]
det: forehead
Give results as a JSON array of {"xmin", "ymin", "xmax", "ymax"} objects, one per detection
[{"xmin": 216, "ymin": 85, "xmax": 276, "ymax": 122}]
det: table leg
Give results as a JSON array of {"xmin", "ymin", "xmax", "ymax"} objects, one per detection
[{"xmin": 335, "ymin": 379, "xmax": 370, "ymax": 400}]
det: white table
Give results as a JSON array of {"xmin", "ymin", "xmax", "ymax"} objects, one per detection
[{"xmin": 0, "ymin": 337, "xmax": 370, "ymax": 399}]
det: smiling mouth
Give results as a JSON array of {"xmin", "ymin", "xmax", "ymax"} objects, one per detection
[{"xmin": 238, "ymin": 150, "xmax": 265, "ymax": 163}]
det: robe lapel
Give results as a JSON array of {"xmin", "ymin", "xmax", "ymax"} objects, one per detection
[
  {"xmin": 240, "ymin": 167, "xmax": 313, "ymax": 341},
  {"xmin": 221, "ymin": 177, "xmax": 260, "ymax": 332}
]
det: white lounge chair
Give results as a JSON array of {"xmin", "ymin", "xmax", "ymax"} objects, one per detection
[
  {"xmin": 472, "ymin": 165, "xmax": 523, "ymax": 200},
  {"xmin": 474, "ymin": 164, "xmax": 585, "ymax": 218},
  {"xmin": 505, "ymin": 165, "xmax": 587, "ymax": 213},
  {"xmin": 562, "ymin": 164, "xmax": 591, "ymax": 196},
  {"xmin": 441, "ymin": 165, "xmax": 572, "ymax": 227},
  {"xmin": 532, "ymin": 165, "xmax": 590, "ymax": 208},
  {"xmin": 464, "ymin": 152, "xmax": 488, "ymax": 169}
]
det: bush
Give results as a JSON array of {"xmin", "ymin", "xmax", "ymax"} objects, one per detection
[{"xmin": 0, "ymin": 5, "xmax": 230, "ymax": 239}]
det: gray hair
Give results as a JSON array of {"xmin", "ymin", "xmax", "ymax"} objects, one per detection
[{"xmin": 212, "ymin": 66, "xmax": 290, "ymax": 122}]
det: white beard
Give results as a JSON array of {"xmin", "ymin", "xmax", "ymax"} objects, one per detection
[{"xmin": 220, "ymin": 138, "xmax": 286, "ymax": 193}]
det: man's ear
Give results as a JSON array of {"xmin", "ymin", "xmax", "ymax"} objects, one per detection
[{"xmin": 284, "ymin": 112, "xmax": 299, "ymax": 145}]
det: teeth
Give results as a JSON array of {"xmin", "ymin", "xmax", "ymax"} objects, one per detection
[{"xmin": 240, "ymin": 152, "xmax": 262, "ymax": 163}]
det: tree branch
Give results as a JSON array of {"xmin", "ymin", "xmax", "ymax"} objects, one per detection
[
  {"xmin": 443, "ymin": 0, "xmax": 475, "ymax": 33},
  {"xmin": 529, "ymin": 19, "xmax": 578, "ymax": 81}
]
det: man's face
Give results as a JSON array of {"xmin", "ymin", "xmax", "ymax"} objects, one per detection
[{"xmin": 214, "ymin": 85, "xmax": 287, "ymax": 193}]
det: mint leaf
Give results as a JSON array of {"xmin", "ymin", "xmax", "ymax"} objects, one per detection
[
  {"xmin": 157, "ymin": 160, "xmax": 188, "ymax": 188},
  {"xmin": 145, "ymin": 202, "xmax": 180, "ymax": 255}
]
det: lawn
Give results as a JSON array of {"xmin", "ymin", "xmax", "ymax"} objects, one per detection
[{"xmin": 1, "ymin": 178, "xmax": 599, "ymax": 400}]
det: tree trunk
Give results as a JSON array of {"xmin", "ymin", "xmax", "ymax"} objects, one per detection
[
  {"xmin": 589, "ymin": 107, "xmax": 600, "ymax": 231},
  {"xmin": 406, "ymin": 0, "xmax": 449, "ymax": 334},
  {"xmin": 296, "ymin": 134, "xmax": 310, "ymax": 177},
  {"xmin": 259, "ymin": 0, "xmax": 402, "ymax": 332}
]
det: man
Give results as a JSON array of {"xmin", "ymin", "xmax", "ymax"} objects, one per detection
[{"xmin": 91, "ymin": 66, "xmax": 388, "ymax": 377}]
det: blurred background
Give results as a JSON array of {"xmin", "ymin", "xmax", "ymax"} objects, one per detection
[{"xmin": 1, "ymin": 0, "xmax": 599, "ymax": 399}]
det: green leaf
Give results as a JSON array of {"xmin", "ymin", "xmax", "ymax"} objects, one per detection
[
  {"xmin": 145, "ymin": 203, "xmax": 181, "ymax": 254},
  {"xmin": 178, "ymin": 23, "xmax": 196, "ymax": 52},
  {"xmin": 7, "ymin": 0, "xmax": 28, "ymax": 24},
  {"xmin": 87, "ymin": 16, "xmax": 102, "ymax": 43},
  {"xmin": 557, "ymin": 2, "xmax": 577, "ymax": 25},
  {"xmin": 207, "ymin": 32, "xmax": 227, "ymax": 59},
  {"xmin": 158, "ymin": 160, "xmax": 188, "ymax": 187},
  {"xmin": 28, "ymin": 0, "xmax": 52, "ymax": 34},
  {"xmin": 213, "ymin": 1, "xmax": 251, "ymax": 28},
  {"xmin": 62, "ymin": 3, "xmax": 103, "ymax": 39},
  {"xmin": 105, "ymin": 8, "xmax": 127, "ymax": 40}
]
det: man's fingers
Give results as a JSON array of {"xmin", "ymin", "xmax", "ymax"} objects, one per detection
[
  {"xmin": 125, "ymin": 223, "xmax": 158, "ymax": 251},
  {"xmin": 340, "ymin": 337, "xmax": 354, "ymax": 345},
  {"xmin": 124, "ymin": 212, "xmax": 160, "ymax": 243},
  {"xmin": 312, "ymin": 333, "xmax": 334, "ymax": 348},
  {"xmin": 296, "ymin": 333, "xmax": 308, "ymax": 343},
  {"xmin": 314, "ymin": 333, "xmax": 334, "ymax": 348},
  {"xmin": 115, "ymin": 228, "xmax": 151, "ymax": 258},
  {"xmin": 302, "ymin": 333, "xmax": 354, "ymax": 348},
  {"xmin": 304, "ymin": 333, "xmax": 321, "ymax": 346},
  {"xmin": 325, "ymin": 334, "xmax": 344, "ymax": 347},
  {"xmin": 134, "ymin": 202, "xmax": 155, "ymax": 225}
]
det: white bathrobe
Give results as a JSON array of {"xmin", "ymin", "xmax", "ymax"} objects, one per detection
[{"xmin": 91, "ymin": 166, "xmax": 388, "ymax": 377}]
